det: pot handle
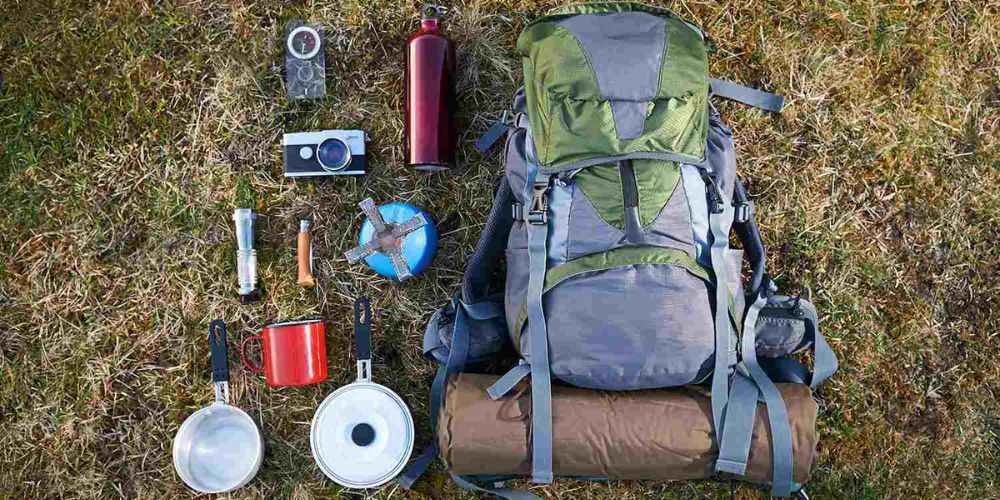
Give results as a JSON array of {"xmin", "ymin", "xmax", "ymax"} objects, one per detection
[
  {"xmin": 240, "ymin": 335, "xmax": 265, "ymax": 373},
  {"xmin": 209, "ymin": 319, "xmax": 231, "ymax": 403},
  {"xmin": 354, "ymin": 297, "xmax": 372, "ymax": 381}
]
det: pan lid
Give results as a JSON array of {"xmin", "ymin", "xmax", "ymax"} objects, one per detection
[
  {"xmin": 310, "ymin": 381, "xmax": 414, "ymax": 488},
  {"xmin": 310, "ymin": 297, "xmax": 414, "ymax": 489}
]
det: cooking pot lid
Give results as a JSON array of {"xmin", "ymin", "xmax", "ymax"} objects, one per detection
[{"xmin": 310, "ymin": 381, "xmax": 414, "ymax": 489}]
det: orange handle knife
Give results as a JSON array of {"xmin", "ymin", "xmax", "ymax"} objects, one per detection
[{"xmin": 297, "ymin": 220, "xmax": 316, "ymax": 287}]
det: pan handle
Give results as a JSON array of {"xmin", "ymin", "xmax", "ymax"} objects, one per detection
[
  {"xmin": 354, "ymin": 297, "xmax": 372, "ymax": 381},
  {"xmin": 209, "ymin": 319, "xmax": 231, "ymax": 403}
]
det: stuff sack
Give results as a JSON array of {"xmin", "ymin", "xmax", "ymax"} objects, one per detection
[{"xmin": 404, "ymin": 3, "xmax": 838, "ymax": 499}]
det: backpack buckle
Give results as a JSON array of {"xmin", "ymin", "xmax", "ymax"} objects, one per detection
[
  {"xmin": 734, "ymin": 200, "xmax": 754, "ymax": 223},
  {"xmin": 700, "ymin": 170, "xmax": 725, "ymax": 214},
  {"xmin": 527, "ymin": 180, "xmax": 549, "ymax": 225},
  {"xmin": 511, "ymin": 203, "xmax": 524, "ymax": 221}
]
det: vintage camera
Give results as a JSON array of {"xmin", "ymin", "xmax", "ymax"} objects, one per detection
[
  {"xmin": 283, "ymin": 130, "xmax": 367, "ymax": 177},
  {"xmin": 285, "ymin": 21, "xmax": 326, "ymax": 99}
]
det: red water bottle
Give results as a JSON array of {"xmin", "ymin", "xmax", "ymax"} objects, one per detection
[{"xmin": 405, "ymin": 4, "xmax": 456, "ymax": 172}]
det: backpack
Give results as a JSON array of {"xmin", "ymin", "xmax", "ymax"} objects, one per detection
[{"xmin": 402, "ymin": 3, "xmax": 838, "ymax": 498}]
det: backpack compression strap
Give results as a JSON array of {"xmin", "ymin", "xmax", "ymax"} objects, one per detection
[
  {"xmin": 704, "ymin": 171, "xmax": 735, "ymax": 450},
  {"xmin": 717, "ymin": 281, "xmax": 796, "ymax": 497},
  {"xmin": 710, "ymin": 79, "xmax": 785, "ymax": 113},
  {"xmin": 525, "ymin": 177, "xmax": 554, "ymax": 484}
]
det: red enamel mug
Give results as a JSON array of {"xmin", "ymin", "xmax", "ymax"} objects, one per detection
[{"xmin": 241, "ymin": 320, "xmax": 327, "ymax": 387}]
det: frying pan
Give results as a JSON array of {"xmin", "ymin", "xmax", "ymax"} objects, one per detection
[{"xmin": 173, "ymin": 320, "xmax": 264, "ymax": 493}]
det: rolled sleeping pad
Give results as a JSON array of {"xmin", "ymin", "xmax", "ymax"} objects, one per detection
[{"xmin": 439, "ymin": 373, "xmax": 817, "ymax": 485}]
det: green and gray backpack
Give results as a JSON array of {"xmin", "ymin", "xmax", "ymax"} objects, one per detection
[{"xmin": 404, "ymin": 3, "xmax": 838, "ymax": 497}]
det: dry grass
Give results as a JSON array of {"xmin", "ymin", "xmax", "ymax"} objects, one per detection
[{"xmin": 0, "ymin": 1, "xmax": 997, "ymax": 499}]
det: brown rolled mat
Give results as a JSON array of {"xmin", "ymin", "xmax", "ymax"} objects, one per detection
[{"xmin": 439, "ymin": 373, "xmax": 817, "ymax": 484}]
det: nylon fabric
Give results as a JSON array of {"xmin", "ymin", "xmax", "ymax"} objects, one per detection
[
  {"xmin": 659, "ymin": 17, "xmax": 711, "ymax": 100},
  {"xmin": 512, "ymin": 245, "xmax": 706, "ymax": 339},
  {"xmin": 574, "ymin": 163, "xmax": 626, "ymax": 229},
  {"xmin": 545, "ymin": 245, "xmax": 708, "ymax": 286},
  {"xmin": 715, "ymin": 373, "xmax": 759, "ymax": 475},
  {"xmin": 633, "ymin": 159, "xmax": 681, "ymax": 226},
  {"xmin": 610, "ymin": 100, "xmax": 650, "ymax": 139},
  {"xmin": 440, "ymin": 373, "xmax": 819, "ymax": 483},
  {"xmin": 741, "ymin": 289, "xmax": 795, "ymax": 496},
  {"xmin": 488, "ymin": 363, "xmax": 532, "ymax": 400},
  {"xmin": 547, "ymin": 179, "xmax": 573, "ymax": 265},
  {"xmin": 464, "ymin": 178, "xmax": 516, "ymax": 303},
  {"xmin": 526, "ymin": 181, "xmax": 554, "ymax": 483},
  {"xmin": 554, "ymin": 12, "xmax": 665, "ymax": 101},
  {"xmin": 642, "ymin": 177, "xmax": 698, "ymax": 255},
  {"xmin": 565, "ymin": 185, "xmax": 625, "ymax": 260},
  {"xmin": 505, "ymin": 226, "xmax": 529, "ymax": 351},
  {"xmin": 811, "ymin": 330, "xmax": 838, "ymax": 388},
  {"xmin": 623, "ymin": 206, "xmax": 645, "ymax": 243},
  {"xmin": 710, "ymin": 79, "xmax": 785, "ymax": 113},
  {"xmin": 681, "ymin": 164, "xmax": 712, "ymax": 266},
  {"xmin": 708, "ymin": 202, "xmax": 734, "ymax": 441},
  {"xmin": 544, "ymin": 263, "xmax": 715, "ymax": 390},
  {"xmin": 517, "ymin": 4, "xmax": 710, "ymax": 169},
  {"xmin": 545, "ymin": 151, "xmax": 707, "ymax": 175}
]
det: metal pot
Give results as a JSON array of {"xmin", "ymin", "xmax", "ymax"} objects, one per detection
[
  {"xmin": 311, "ymin": 297, "xmax": 414, "ymax": 489},
  {"xmin": 173, "ymin": 320, "xmax": 264, "ymax": 493}
]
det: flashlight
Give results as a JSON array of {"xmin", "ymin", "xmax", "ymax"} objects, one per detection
[{"xmin": 233, "ymin": 209, "xmax": 261, "ymax": 303}]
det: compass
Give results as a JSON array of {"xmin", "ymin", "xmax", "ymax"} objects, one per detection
[{"xmin": 287, "ymin": 26, "xmax": 322, "ymax": 60}]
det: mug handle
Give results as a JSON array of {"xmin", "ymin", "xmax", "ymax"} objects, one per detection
[{"xmin": 240, "ymin": 335, "xmax": 265, "ymax": 373}]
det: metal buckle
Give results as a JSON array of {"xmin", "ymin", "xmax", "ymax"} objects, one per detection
[{"xmin": 527, "ymin": 181, "xmax": 549, "ymax": 225}]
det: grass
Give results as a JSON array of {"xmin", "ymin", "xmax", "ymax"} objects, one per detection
[{"xmin": 0, "ymin": 0, "xmax": 997, "ymax": 498}]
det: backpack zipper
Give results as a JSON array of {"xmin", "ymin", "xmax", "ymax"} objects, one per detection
[
  {"xmin": 619, "ymin": 159, "xmax": 644, "ymax": 243},
  {"xmin": 619, "ymin": 160, "xmax": 639, "ymax": 209}
]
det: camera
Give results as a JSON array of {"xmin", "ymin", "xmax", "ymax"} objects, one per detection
[
  {"xmin": 285, "ymin": 22, "xmax": 326, "ymax": 100},
  {"xmin": 283, "ymin": 130, "xmax": 367, "ymax": 177}
]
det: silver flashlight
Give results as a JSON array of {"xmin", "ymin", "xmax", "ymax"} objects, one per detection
[{"xmin": 233, "ymin": 209, "xmax": 261, "ymax": 303}]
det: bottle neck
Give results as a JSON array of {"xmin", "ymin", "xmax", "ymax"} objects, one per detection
[{"xmin": 420, "ymin": 18, "xmax": 440, "ymax": 32}]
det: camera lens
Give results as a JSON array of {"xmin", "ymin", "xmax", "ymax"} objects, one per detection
[{"xmin": 316, "ymin": 138, "xmax": 351, "ymax": 171}]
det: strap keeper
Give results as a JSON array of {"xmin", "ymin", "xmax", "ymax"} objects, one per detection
[
  {"xmin": 715, "ymin": 458, "xmax": 748, "ymax": 476},
  {"xmin": 734, "ymin": 200, "xmax": 754, "ymax": 223},
  {"xmin": 511, "ymin": 203, "xmax": 524, "ymax": 221}
]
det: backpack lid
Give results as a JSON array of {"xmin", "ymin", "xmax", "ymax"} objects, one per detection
[{"xmin": 517, "ymin": 3, "xmax": 710, "ymax": 173}]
